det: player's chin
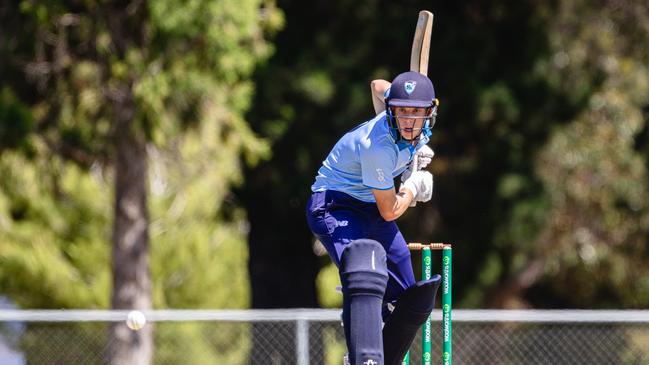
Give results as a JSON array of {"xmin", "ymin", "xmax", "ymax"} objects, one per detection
[{"xmin": 401, "ymin": 131, "xmax": 415, "ymax": 140}]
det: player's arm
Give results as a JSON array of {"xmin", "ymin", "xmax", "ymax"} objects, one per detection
[
  {"xmin": 361, "ymin": 142, "xmax": 419, "ymax": 221},
  {"xmin": 370, "ymin": 79, "xmax": 391, "ymax": 114},
  {"xmin": 372, "ymin": 187, "xmax": 414, "ymax": 221}
]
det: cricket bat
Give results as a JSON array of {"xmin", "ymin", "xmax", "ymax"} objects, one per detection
[
  {"xmin": 409, "ymin": 10, "xmax": 433, "ymax": 207},
  {"xmin": 410, "ymin": 10, "xmax": 434, "ymax": 76}
]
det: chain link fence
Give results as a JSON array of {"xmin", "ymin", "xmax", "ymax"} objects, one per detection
[{"xmin": 1, "ymin": 310, "xmax": 648, "ymax": 364}]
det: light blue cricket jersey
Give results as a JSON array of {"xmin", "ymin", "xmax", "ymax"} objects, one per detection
[{"xmin": 311, "ymin": 112, "xmax": 430, "ymax": 203}]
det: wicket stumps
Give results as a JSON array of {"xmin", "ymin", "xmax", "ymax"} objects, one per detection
[{"xmin": 403, "ymin": 243, "xmax": 452, "ymax": 365}]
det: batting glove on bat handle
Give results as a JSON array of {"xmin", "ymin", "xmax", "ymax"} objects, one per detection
[
  {"xmin": 414, "ymin": 145, "xmax": 435, "ymax": 170},
  {"xmin": 404, "ymin": 154, "xmax": 418, "ymax": 206}
]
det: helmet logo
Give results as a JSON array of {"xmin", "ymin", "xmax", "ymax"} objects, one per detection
[{"xmin": 404, "ymin": 81, "xmax": 417, "ymax": 95}]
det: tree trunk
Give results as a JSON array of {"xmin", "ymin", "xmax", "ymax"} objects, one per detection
[
  {"xmin": 108, "ymin": 83, "xmax": 153, "ymax": 365},
  {"xmin": 102, "ymin": 1, "xmax": 152, "ymax": 363}
]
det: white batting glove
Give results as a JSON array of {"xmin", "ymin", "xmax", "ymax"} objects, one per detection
[
  {"xmin": 401, "ymin": 170, "xmax": 433, "ymax": 203},
  {"xmin": 415, "ymin": 145, "xmax": 435, "ymax": 170},
  {"xmin": 401, "ymin": 145, "xmax": 435, "ymax": 182}
]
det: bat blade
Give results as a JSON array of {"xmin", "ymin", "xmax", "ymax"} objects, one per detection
[{"xmin": 410, "ymin": 11, "xmax": 434, "ymax": 76}]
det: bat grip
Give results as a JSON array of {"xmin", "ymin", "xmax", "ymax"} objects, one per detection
[{"xmin": 409, "ymin": 155, "xmax": 418, "ymax": 207}]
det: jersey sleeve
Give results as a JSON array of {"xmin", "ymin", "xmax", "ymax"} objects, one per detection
[{"xmin": 359, "ymin": 141, "xmax": 396, "ymax": 190}]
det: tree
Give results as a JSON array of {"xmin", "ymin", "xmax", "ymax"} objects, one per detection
[{"xmin": 1, "ymin": 0, "xmax": 282, "ymax": 363}]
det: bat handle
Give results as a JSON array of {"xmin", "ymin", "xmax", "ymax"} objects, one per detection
[{"xmin": 409, "ymin": 155, "xmax": 418, "ymax": 207}]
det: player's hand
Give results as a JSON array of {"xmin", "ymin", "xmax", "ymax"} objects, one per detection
[
  {"xmin": 401, "ymin": 170, "xmax": 433, "ymax": 203},
  {"xmin": 401, "ymin": 145, "xmax": 435, "ymax": 183},
  {"xmin": 415, "ymin": 145, "xmax": 434, "ymax": 170}
]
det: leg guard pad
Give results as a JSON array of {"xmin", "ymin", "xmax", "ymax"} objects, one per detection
[
  {"xmin": 382, "ymin": 276, "xmax": 441, "ymax": 365},
  {"xmin": 341, "ymin": 239, "xmax": 389, "ymax": 365}
]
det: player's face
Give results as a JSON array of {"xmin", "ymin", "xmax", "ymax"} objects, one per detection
[{"xmin": 393, "ymin": 107, "xmax": 429, "ymax": 141}]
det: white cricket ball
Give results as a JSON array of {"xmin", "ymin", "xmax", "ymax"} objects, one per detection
[{"xmin": 126, "ymin": 310, "xmax": 146, "ymax": 331}]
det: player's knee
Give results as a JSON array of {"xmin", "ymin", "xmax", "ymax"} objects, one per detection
[{"xmin": 340, "ymin": 239, "xmax": 388, "ymax": 297}]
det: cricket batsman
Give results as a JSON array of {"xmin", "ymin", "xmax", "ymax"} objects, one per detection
[{"xmin": 306, "ymin": 71, "xmax": 442, "ymax": 365}]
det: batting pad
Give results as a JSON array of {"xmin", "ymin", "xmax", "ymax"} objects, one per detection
[
  {"xmin": 341, "ymin": 239, "xmax": 389, "ymax": 365},
  {"xmin": 382, "ymin": 276, "xmax": 441, "ymax": 365}
]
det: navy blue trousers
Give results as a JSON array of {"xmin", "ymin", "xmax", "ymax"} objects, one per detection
[{"xmin": 306, "ymin": 190, "xmax": 415, "ymax": 306}]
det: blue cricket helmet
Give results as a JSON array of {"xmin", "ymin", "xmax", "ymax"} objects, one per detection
[{"xmin": 386, "ymin": 71, "xmax": 436, "ymax": 108}]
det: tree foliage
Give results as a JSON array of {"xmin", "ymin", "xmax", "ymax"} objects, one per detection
[
  {"xmin": 522, "ymin": 0, "xmax": 649, "ymax": 308},
  {"xmin": 2, "ymin": 0, "xmax": 283, "ymax": 362},
  {"xmin": 0, "ymin": 0, "xmax": 282, "ymax": 308}
]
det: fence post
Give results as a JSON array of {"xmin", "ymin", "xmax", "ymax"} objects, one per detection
[{"xmin": 296, "ymin": 318, "xmax": 309, "ymax": 365}]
